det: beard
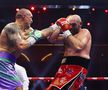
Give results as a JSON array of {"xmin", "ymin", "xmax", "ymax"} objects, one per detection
[
  {"xmin": 70, "ymin": 27, "xmax": 80, "ymax": 35},
  {"xmin": 25, "ymin": 24, "xmax": 30, "ymax": 30},
  {"xmin": 25, "ymin": 21, "xmax": 32, "ymax": 30}
]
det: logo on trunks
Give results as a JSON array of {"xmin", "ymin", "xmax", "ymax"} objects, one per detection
[
  {"xmin": 66, "ymin": 69, "xmax": 73, "ymax": 76},
  {"xmin": 60, "ymin": 77, "xmax": 67, "ymax": 85}
]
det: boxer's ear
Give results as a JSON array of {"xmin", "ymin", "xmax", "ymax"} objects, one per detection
[{"xmin": 80, "ymin": 22, "xmax": 82, "ymax": 26}]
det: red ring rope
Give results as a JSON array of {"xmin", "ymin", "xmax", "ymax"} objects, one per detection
[{"xmin": 29, "ymin": 77, "xmax": 108, "ymax": 81}]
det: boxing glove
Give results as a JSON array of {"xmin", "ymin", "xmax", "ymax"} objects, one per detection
[{"xmin": 56, "ymin": 18, "xmax": 72, "ymax": 38}]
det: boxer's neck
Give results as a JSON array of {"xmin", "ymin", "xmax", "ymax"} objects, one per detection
[{"xmin": 15, "ymin": 20, "xmax": 28, "ymax": 31}]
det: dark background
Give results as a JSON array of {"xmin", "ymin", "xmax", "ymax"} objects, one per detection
[{"xmin": 0, "ymin": 0, "xmax": 108, "ymax": 90}]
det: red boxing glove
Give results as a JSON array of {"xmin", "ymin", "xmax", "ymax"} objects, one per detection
[{"xmin": 56, "ymin": 18, "xmax": 72, "ymax": 31}]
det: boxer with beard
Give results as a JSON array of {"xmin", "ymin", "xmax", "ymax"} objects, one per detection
[{"xmin": 46, "ymin": 15, "xmax": 92, "ymax": 90}]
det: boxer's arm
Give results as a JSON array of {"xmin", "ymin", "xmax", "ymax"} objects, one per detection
[
  {"xmin": 32, "ymin": 27, "xmax": 64, "ymax": 43},
  {"xmin": 29, "ymin": 25, "xmax": 58, "ymax": 39},
  {"xmin": 29, "ymin": 25, "xmax": 60, "ymax": 40},
  {"xmin": 47, "ymin": 29, "xmax": 65, "ymax": 43},
  {"xmin": 38, "ymin": 18, "xmax": 63, "ymax": 38},
  {"xmin": 40, "ymin": 27, "xmax": 54, "ymax": 38},
  {"xmin": 66, "ymin": 29, "xmax": 91, "ymax": 50}
]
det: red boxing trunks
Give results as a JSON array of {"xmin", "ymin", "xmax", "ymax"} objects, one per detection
[{"xmin": 47, "ymin": 56, "xmax": 90, "ymax": 90}]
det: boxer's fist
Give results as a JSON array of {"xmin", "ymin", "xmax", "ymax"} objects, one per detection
[{"xmin": 56, "ymin": 18, "xmax": 72, "ymax": 31}]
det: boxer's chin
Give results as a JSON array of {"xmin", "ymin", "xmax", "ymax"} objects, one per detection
[{"xmin": 25, "ymin": 24, "xmax": 30, "ymax": 29}]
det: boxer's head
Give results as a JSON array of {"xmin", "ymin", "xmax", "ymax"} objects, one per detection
[
  {"xmin": 16, "ymin": 8, "xmax": 33, "ymax": 28},
  {"xmin": 66, "ymin": 14, "xmax": 82, "ymax": 35}
]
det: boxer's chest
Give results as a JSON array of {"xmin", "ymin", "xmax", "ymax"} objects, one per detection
[{"xmin": 19, "ymin": 29, "xmax": 32, "ymax": 39}]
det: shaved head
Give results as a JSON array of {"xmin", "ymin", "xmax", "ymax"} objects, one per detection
[
  {"xmin": 66, "ymin": 14, "xmax": 82, "ymax": 25},
  {"xmin": 16, "ymin": 8, "xmax": 32, "ymax": 19},
  {"xmin": 15, "ymin": 8, "xmax": 33, "ymax": 29},
  {"xmin": 66, "ymin": 14, "xmax": 82, "ymax": 35}
]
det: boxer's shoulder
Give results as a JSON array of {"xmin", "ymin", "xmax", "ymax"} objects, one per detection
[
  {"xmin": 79, "ymin": 28, "xmax": 91, "ymax": 39},
  {"xmin": 5, "ymin": 22, "xmax": 16, "ymax": 28},
  {"xmin": 81, "ymin": 28, "xmax": 90, "ymax": 34},
  {"xmin": 82, "ymin": 28, "xmax": 89, "ymax": 32},
  {"xmin": 3, "ymin": 22, "xmax": 19, "ymax": 34}
]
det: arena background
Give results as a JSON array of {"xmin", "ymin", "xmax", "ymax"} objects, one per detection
[{"xmin": 0, "ymin": 0, "xmax": 108, "ymax": 90}]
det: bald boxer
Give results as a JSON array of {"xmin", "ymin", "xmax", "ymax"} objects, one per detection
[
  {"xmin": 0, "ymin": 8, "xmax": 59, "ymax": 90},
  {"xmin": 47, "ymin": 15, "xmax": 91, "ymax": 90}
]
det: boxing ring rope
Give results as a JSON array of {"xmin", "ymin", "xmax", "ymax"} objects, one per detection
[
  {"xmin": 29, "ymin": 77, "xmax": 108, "ymax": 81},
  {"xmin": 87, "ymin": 77, "xmax": 108, "ymax": 80},
  {"xmin": 29, "ymin": 77, "xmax": 54, "ymax": 81}
]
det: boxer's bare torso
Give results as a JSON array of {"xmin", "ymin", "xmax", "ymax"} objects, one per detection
[{"xmin": 64, "ymin": 29, "xmax": 91, "ymax": 59}]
